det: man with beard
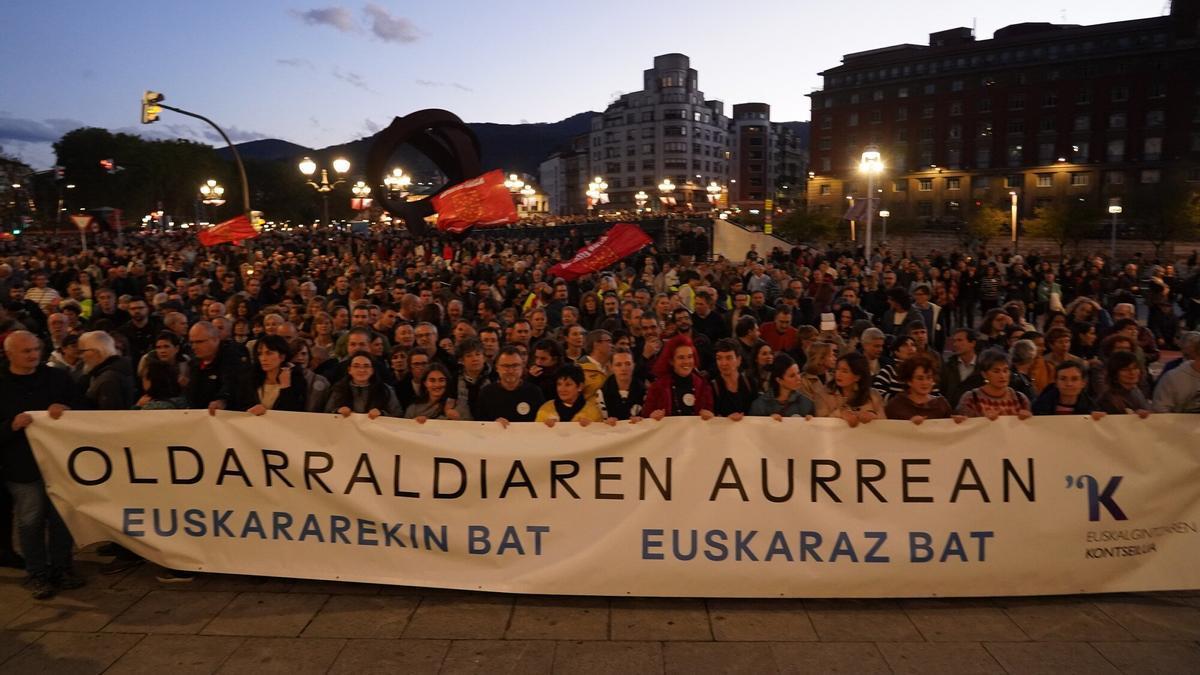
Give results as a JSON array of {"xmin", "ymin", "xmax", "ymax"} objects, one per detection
[
  {"xmin": 117, "ymin": 298, "xmax": 161, "ymax": 364},
  {"xmin": 476, "ymin": 346, "xmax": 544, "ymax": 424}
]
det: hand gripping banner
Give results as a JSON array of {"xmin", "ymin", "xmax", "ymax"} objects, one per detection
[{"xmin": 26, "ymin": 412, "xmax": 1200, "ymax": 597}]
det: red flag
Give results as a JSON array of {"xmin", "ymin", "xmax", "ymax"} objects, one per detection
[
  {"xmin": 197, "ymin": 214, "xmax": 260, "ymax": 247},
  {"xmin": 431, "ymin": 169, "xmax": 519, "ymax": 234},
  {"xmin": 548, "ymin": 223, "xmax": 652, "ymax": 281}
]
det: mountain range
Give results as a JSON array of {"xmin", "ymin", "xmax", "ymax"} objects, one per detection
[{"xmin": 220, "ymin": 114, "xmax": 809, "ymax": 181}]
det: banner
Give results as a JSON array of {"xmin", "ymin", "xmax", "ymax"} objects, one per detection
[
  {"xmin": 197, "ymin": 214, "xmax": 260, "ymax": 247},
  {"xmin": 27, "ymin": 412, "xmax": 1200, "ymax": 598},
  {"xmin": 432, "ymin": 169, "xmax": 519, "ymax": 234},
  {"xmin": 549, "ymin": 223, "xmax": 652, "ymax": 281}
]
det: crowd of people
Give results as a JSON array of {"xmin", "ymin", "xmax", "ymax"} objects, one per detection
[{"xmin": 1, "ymin": 223, "xmax": 1199, "ymax": 599}]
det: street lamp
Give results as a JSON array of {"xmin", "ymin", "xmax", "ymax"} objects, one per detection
[
  {"xmin": 383, "ymin": 167, "xmax": 411, "ymax": 196},
  {"xmin": 706, "ymin": 181, "xmax": 721, "ymax": 210},
  {"xmin": 351, "ymin": 180, "xmax": 372, "ymax": 217},
  {"xmin": 659, "ymin": 178, "xmax": 675, "ymax": 213},
  {"xmin": 1108, "ymin": 201, "xmax": 1123, "ymax": 262},
  {"xmin": 879, "ymin": 210, "xmax": 890, "ymax": 243},
  {"xmin": 299, "ymin": 156, "xmax": 350, "ymax": 224},
  {"xmin": 586, "ymin": 176, "xmax": 608, "ymax": 217},
  {"xmin": 634, "ymin": 190, "xmax": 649, "ymax": 214},
  {"xmin": 846, "ymin": 195, "xmax": 856, "ymax": 241},
  {"xmin": 504, "ymin": 173, "xmax": 526, "ymax": 193},
  {"xmin": 1009, "ymin": 191, "xmax": 1019, "ymax": 254},
  {"xmin": 520, "ymin": 184, "xmax": 536, "ymax": 213},
  {"xmin": 199, "ymin": 179, "xmax": 226, "ymax": 206},
  {"xmin": 859, "ymin": 147, "xmax": 883, "ymax": 255}
]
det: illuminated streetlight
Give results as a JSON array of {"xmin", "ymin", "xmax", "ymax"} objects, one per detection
[
  {"xmin": 879, "ymin": 209, "xmax": 890, "ymax": 242},
  {"xmin": 298, "ymin": 156, "xmax": 351, "ymax": 224},
  {"xmin": 706, "ymin": 181, "xmax": 722, "ymax": 209},
  {"xmin": 1108, "ymin": 200, "xmax": 1123, "ymax": 261},
  {"xmin": 634, "ymin": 190, "xmax": 649, "ymax": 213},
  {"xmin": 859, "ymin": 146, "xmax": 883, "ymax": 255},
  {"xmin": 585, "ymin": 176, "xmax": 608, "ymax": 217},
  {"xmin": 199, "ymin": 179, "xmax": 226, "ymax": 206},
  {"xmin": 504, "ymin": 173, "xmax": 526, "ymax": 193},
  {"xmin": 383, "ymin": 167, "xmax": 412, "ymax": 195},
  {"xmin": 1009, "ymin": 191, "xmax": 1019, "ymax": 254}
]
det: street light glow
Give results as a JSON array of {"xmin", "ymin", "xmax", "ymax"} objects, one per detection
[
  {"xmin": 1109, "ymin": 205, "xmax": 1123, "ymax": 215},
  {"xmin": 332, "ymin": 158, "xmax": 351, "ymax": 174},
  {"xmin": 298, "ymin": 157, "xmax": 316, "ymax": 176},
  {"xmin": 859, "ymin": 148, "xmax": 883, "ymax": 174}
]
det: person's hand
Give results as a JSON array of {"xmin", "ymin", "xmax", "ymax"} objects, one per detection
[
  {"xmin": 248, "ymin": 404, "xmax": 267, "ymax": 416},
  {"xmin": 952, "ymin": 415, "xmax": 967, "ymax": 424},
  {"xmin": 604, "ymin": 417, "xmax": 618, "ymax": 426},
  {"xmin": 48, "ymin": 404, "xmax": 68, "ymax": 420},
  {"xmin": 1135, "ymin": 409, "xmax": 1151, "ymax": 419},
  {"xmin": 527, "ymin": 364, "xmax": 543, "ymax": 377},
  {"xmin": 770, "ymin": 413, "xmax": 783, "ymax": 422},
  {"xmin": 496, "ymin": 418, "xmax": 510, "ymax": 429},
  {"xmin": 729, "ymin": 412, "xmax": 744, "ymax": 422},
  {"xmin": 858, "ymin": 410, "xmax": 877, "ymax": 424},
  {"xmin": 367, "ymin": 408, "xmax": 382, "ymax": 420},
  {"xmin": 337, "ymin": 406, "xmax": 352, "ymax": 417},
  {"xmin": 1016, "ymin": 409, "xmax": 1032, "ymax": 420},
  {"xmin": 444, "ymin": 405, "xmax": 460, "ymax": 420},
  {"xmin": 910, "ymin": 415, "xmax": 926, "ymax": 426},
  {"xmin": 415, "ymin": 415, "xmax": 428, "ymax": 424},
  {"xmin": 208, "ymin": 400, "xmax": 225, "ymax": 416},
  {"xmin": 11, "ymin": 412, "xmax": 33, "ymax": 432},
  {"xmin": 629, "ymin": 415, "xmax": 643, "ymax": 424},
  {"xmin": 136, "ymin": 394, "xmax": 152, "ymax": 408},
  {"xmin": 1090, "ymin": 411, "xmax": 1107, "ymax": 421},
  {"xmin": 578, "ymin": 417, "xmax": 591, "ymax": 427},
  {"xmin": 279, "ymin": 366, "xmax": 292, "ymax": 389},
  {"xmin": 643, "ymin": 337, "xmax": 661, "ymax": 359},
  {"xmin": 649, "ymin": 409, "xmax": 666, "ymax": 421},
  {"xmin": 840, "ymin": 411, "xmax": 859, "ymax": 427},
  {"xmin": 699, "ymin": 409, "xmax": 714, "ymax": 421},
  {"xmin": 985, "ymin": 410, "xmax": 1000, "ymax": 421},
  {"xmin": 544, "ymin": 416, "xmax": 558, "ymax": 428}
]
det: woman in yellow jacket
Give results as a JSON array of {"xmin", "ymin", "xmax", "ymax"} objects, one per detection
[{"xmin": 535, "ymin": 363, "xmax": 605, "ymax": 426}]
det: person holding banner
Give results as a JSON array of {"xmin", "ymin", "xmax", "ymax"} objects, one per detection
[
  {"xmin": 749, "ymin": 353, "xmax": 815, "ymax": 419},
  {"xmin": 0, "ymin": 330, "xmax": 84, "ymax": 599},
  {"xmin": 476, "ymin": 346, "xmax": 544, "ymax": 425},
  {"xmin": 1033, "ymin": 361, "xmax": 1104, "ymax": 417},
  {"xmin": 247, "ymin": 335, "xmax": 308, "ymax": 415},
  {"xmin": 535, "ymin": 362, "xmax": 604, "ymax": 426},
  {"xmin": 597, "ymin": 346, "xmax": 646, "ymax": 422},
  {"xmin": 884, "ymin": 354, "xmax": 957, "ymax": 424},
  {"xmin": 710, "ymin": 338, "xmax": 754, "ymax": 418},
  {"xmin": 406, "ymin": 363, "xmax": 459, "ymax": 422},
  {"xmin": 643, "ymin": 335, "xmax": 714, "ymax": 420},
  {"xmin": 815, "ymin": 352, "xmax": 886, "ymax": 426},
  {"xmin": 327, "ymin": 351, "xmax": 403, "ymax": 419},
  {"xmin": 955, "ymin": 350, "xmax": 1033, "ymax": 420},
  {"xmin": 1096, "ymin": 351, "xmax": 1153, "ymax": 416}
]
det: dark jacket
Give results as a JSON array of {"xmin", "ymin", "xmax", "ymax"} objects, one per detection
[
  {"xmin": 749, "ymin": 391, "xmax": 816, "ymax": 417},
  {"xmin": 0, "ymin": 364, "xmax": 81, "ymax": 482},
  {"xmin": 1032, "ymin": 385, "xmax": 1099, "ymax": 416},
  {"xmin": 251, "ymin": 365, "xmax": 310, "ymax": 412},
  {"xmin": 79, "ymin": 355, "xmax": 135, "ymax": 411},
  {"xmin": 185, "ymin": 341, "xmax": 254, "ymax": 410}
]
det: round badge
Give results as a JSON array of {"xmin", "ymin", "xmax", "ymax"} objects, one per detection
[
  {"xmin": 517, "ymin": 402, "xmax": 531, "ymax": 415},
  {"xmin": 682, "ymin": 393, "xmax": 696, "ymax": 407}
]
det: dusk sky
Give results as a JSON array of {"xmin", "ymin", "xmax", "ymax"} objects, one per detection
[{"xmin": 1, "ymin": 0, "xmax": 1166, "ymax": 168}]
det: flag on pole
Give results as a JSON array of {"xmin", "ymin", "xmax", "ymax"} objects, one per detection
[
  {"xmin": 197, "ymin": 214, "xmax": 261, "ymax": 247},
  {"xmin": 548, "ymin": 223, "xmax": 652, "ymax": 281},
  {"xmin": 432, "ymin": 169, "xmax": 519, "ymax": 234},
  {"xmin": 843, "ymin": 199, "xmax": 867, "ymax": 222}
]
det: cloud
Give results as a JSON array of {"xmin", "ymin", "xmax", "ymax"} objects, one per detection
[
  {"xmin": 203, "ymin": 126, "xmax": 269, "ymax": 144},
  {"xmin": 289, "ymin": 6, "xmax": 357, "ymax": 32},
  {"xmin": 362, "ymin": 3, "xmax": 420, "ymax": 43},
  {"xmin": 332, "ymin": 67, "xmax": 376, "ymax": 93},
  {"xmin": 0, "ymin": 115, "xmax": 87, "ymax": 144},
  {"xmin": 414, "ymin": 79, "xmax": 472, "ymax": 92},
  {"xmin": 276, "ymin": 57, "xmax": 316, "ymax": 69}
]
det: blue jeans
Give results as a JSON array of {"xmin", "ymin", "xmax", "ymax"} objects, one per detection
[{"xmin": 5, "ymin": 481, "xmax": 73, "ymax": 578}]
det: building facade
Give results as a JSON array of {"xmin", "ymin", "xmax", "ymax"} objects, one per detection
[
  {"xmin": 806, "ymin": 1, "xmax": 1200, "ymax": 227},
  {"xmin": 539, "ymin": 54, "xmax": 807, "ymax": 216}
]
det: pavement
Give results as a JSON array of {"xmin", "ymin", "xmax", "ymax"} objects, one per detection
[{"xmin": 1, "ymin": 546, "xmax": 1199, "ymax": 674}]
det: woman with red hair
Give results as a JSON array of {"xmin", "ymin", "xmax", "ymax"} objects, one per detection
[{"xmin": 643, "ymin": 335, "xmax": 715, "ymax": 420}]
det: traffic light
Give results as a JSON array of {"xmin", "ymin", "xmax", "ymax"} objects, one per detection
[{"xmin": 141, "ymin": 91, "xmax": 164, "ymax": 124}]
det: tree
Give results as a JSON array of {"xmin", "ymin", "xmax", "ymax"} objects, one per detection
[
  {"xmin": 1127, "ymin": 184, "xmax": 1200, "ymax": 261},
  {"xmin": 1024, "ymin": 200, "xmax": 1102, "ymax": 261},
  {"xmin": 961, "ymin": 203, "xmax": 1008, "ymax": 249},
  {"xmin": 777, "ymin": 209, "xmax": 839, "ymax": 245}
]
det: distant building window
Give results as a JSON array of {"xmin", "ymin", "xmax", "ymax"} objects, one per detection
[
  {"xmin": 924, "ymin": 83, "xmax": 935, "ymax": 94},
  {"xmin": 870, "ymin": 110, "xmax": 882, "ymax": 123},
  {"xmin": 820, "ymin": 157, "xmax": 831, "ymax": 171},
  {"xmin": 1008, "ymin": 119, "xmax": 1025, "ymax": 134},
  {"xmin": 893, "ymin": 179, "xmax": 908, "ymax": 192},
  {"xmin": 898, "ymin": 87, "xmax": 909, "ymax": 98},
  {"xmin": 951, "ymin": 80, "xmax": 964, "ymax": 92},
  {"xmin": 922, "ymin": 105, "xmax": 934, "ymax": 119},
  {"xmin": 873, "ymin": 90, "xmax": 884, "ymax": 101},
  {"xmin": 918, "ymin": 178, "xmax": 933, "ymax": 191},
  {"xmin": 1107, "ymin": 139, "xmax": 1125, "ymax": 161},
  {"xmin": 821, "ymin": 115, "xmax": 832, "ymax": 130},
  {"xmin": 1148, "ymin": 82, "xmax": 1166, "ymax": 98},
  {"xmin": 978, "ymin": 98, "xmax": 992, "ymax": 112},
  {"xmin": 1108, "ymin": 113, "xmax": 1126, "ymax": 129},
  {"xmin": 850, "ymin": 93, "xmax": 860, "ymax": 104},
  {"xmin": 1076, "ymin": 89, "xmax": 1091, "ymax": 105},
  {"xmin": 1106, "ymin": 171, "xmax": 1124, "ymax": 185},
  {"xmin": 1036, "ymin": 174, "xmax": 1053, "ymax": 188},
  {"xmin": 1010, "ymin": 94, "xmax": 1025, "ymax": 110},
  {"xmin": 1073, "ymin": 115, "xmax": 1090, "ymax": 131},
  {"xmin": 1144, "ymin": 137, "xmax": 1162, "ymax": 161},
  {"xmin": 1111, "ymin": 86, "xmax": 1129, "ymax": 102},
  {"xmin": 950, "ymin": 101, "xmax": 963, "ymax": 116},
  {"xmin": 1070, "ymin": 172, "xmax": 1089, "ymax": 187},
  {"xmin": 1043, "ymin": 92, "xmax": 1058, "ymax": 107},
  {"xmin": 947, "ymin": 177, "xmax": 961, "ymax": 190},
  {"xmin": 848, "ymin": 113, "xmax": 858, "ymax": 126},
  {"xmin": 1140, "ymin": 169, "xmax": 1160, "ymax": 184},
  {"xmin": 1072, "ymin": 142, "xmax": 1089, "ymax": 162},
  {"xmin": 1006, "ymin": 174, "xmax": 1023, "ymax": 189},
  {"xmin": 1039, "ymin": 118, "xmax": 1056, "ymax": 132},
  {"xmin": 819, "ymin": 184, "xmax": 831, "ymax": 195},
  {"xmin": 917, "ymin": 201, "xmax": 934, "ymax": 217},
  {"xmin": 976, "ymin": 147, "xmax": 991, "ymax": 168},
  {"xmin": 896, "ymin": 107, "xmax": 908, "ymax": 121},
  {"xmin": 1146, "ymin": 110, "xmax": 1165, "ymax": 127}
]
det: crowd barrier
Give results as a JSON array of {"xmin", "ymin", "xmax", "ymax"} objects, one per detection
[{"xmin": 27, "ymin": 411, "xmax": 1200, "ymax": 598}]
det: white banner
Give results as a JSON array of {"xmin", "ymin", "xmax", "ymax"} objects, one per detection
[{"xmin": 26, "ymin": 411, "xmax": 1200, "ymax": 597}]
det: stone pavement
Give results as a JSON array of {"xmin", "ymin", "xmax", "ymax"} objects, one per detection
[{"xmin": 1, "ymin": 547, "xmax": 1199, "ymax": 674}]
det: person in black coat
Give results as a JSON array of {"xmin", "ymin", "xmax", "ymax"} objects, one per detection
[
  {"xmin": 0, "ymin": 331, "xmax": 84, "ymax": 598},
  {"xmin": 247, "ymin": 335, "xmax": 308, "ymax": 415},
  {"xmin": 185, "ymin": 321, "xmax": 254, "ymax": 413},
  {"xmin": 1032, "ymin": 361, "xmax": 1102, "ymax": 416}
]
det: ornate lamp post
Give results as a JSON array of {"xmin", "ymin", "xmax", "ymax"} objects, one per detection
[
  {"xmin": 298, "ymin": 156, "xmax": 350, "ymax": 225},
  {"xmin": 658, "ymin": 178, "xmax": 675, "ymax": 213},
  {"xmin": 634, "ymin": 190, "xmax": 648, "ymax": 214},
  {"xmin": 706, "ymin": 181, "xmax": 721, "ymax": 210},
  {"xmin": 586, "ymin": 176, "xmax": 608, "ymax": 217},
  {"xmin": 383, "ymin": 167, "xmax": 411, "ymax": 197}
]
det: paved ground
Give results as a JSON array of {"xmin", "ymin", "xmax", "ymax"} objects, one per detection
[{"xmin": 1, "ymin": 546, "xmax": 1198, "ymax": 674}]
